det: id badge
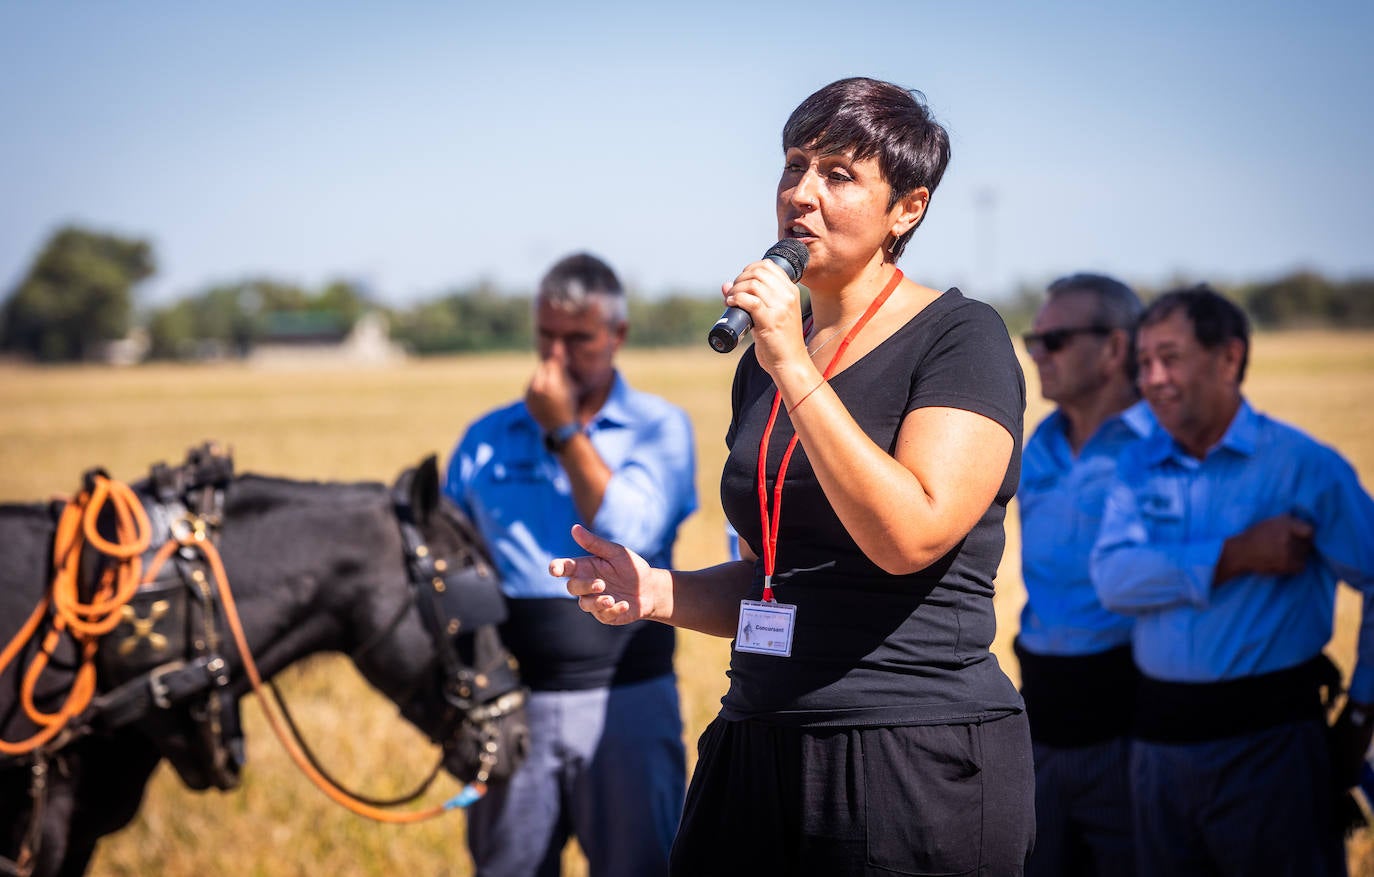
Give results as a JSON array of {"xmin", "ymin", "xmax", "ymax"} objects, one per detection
[{"xmin": 735, "ymin": 599, "xmax": 796, "ymax": 657}]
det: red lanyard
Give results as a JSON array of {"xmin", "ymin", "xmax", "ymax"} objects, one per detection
[{"xmin": 755, "ymin": 268, "xmax": 904, "ymax": 601}]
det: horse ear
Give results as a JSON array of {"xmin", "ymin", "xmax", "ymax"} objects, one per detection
[{"xmin": 410, "ymin": 454, "xmax": 441, "ymax": 524}]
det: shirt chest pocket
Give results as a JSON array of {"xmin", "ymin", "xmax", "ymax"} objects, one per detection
[
  {"xmin": 488, "ymin": 458, "xmax": 567, "ymax": 493},
  {"xmin": 1071, "ymin": 458, "xmax": 1118, "ymax": 543},
  {"xmin": 1017, "ymin": 473, "xmax": 1058, "ymax": 519},
  {"xmin": 1140, "ymin": 480, "xmax": 1185, "ymax": 542}
]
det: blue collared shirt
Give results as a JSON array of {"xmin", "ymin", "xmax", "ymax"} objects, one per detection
[
  {"xmin": 1091, "ymin": 400, "xmax": 1374, "ymax": 700},
  {"xmin": 1018, "ymin": 400, "xmax": 1155, "ymax": 656},
  {"xmin": 445, "ymin": 371, "xmax": 697, "ymax": 599}
]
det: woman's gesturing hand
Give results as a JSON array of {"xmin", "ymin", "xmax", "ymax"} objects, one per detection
[{"xmin": 550, "ymin": 524, "xmax": 671, "ymax": 625}]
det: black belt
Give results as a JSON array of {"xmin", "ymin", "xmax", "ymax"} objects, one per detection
[
  {"xmin": 1015, "ymin": 640, "xmax": 1138, "ymax": 746},
  {"xmin": 1134, "ymin": 654, "xmax": 1338, "ymax": 743}
]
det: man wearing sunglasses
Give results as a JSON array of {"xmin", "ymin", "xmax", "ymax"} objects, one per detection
[{"xmin": 1016, "ymin": 273, "xmax": 1152, "ymax": 877}]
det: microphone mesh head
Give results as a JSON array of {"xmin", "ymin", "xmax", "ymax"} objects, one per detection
[{"xmin": 764, "ymin": 239, "xmax": 809, "ymax": 281}]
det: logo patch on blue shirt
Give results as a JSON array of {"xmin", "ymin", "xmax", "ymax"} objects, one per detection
[
  {"xmin": 1141, "ymin": 487, "xmax": 1183, "ymax": 521},
  {"xmin": 492, "ymin": 460, "xmax": 543, "ymax": 483}
]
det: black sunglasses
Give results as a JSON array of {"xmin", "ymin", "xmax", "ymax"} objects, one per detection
[{"xmin": 1022, "ymin": 325, "xmax": 1112, "ymax": 353}]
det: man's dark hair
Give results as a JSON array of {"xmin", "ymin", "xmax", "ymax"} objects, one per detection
[
  {"xmin": 782, "ymin": 77, "xmax": 950, "ymax": 260},
  {"xmin": 1139, "ymin": 284, "xmax": 1251, "ymax": 381},
  {"xmin": 1047, "ymin": 272, "xmax": 1144, "ymax": 381},
  {"xmin": 538, "ymin": 252, "xmax": 627, "ymax": 325}
]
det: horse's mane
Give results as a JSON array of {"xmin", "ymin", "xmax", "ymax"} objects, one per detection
[
  {"xmin": 0, "ymin": 502, "xmax": 52, "ymax": 519},
  {"xmin": 226, "ymin": 474, "xmax": 388, "ymax": 514},
  {"xmin": 0, "ymin": 473, "xmax": 390, "ymax": 519}
]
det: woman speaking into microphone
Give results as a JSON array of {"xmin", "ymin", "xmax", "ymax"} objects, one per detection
[{"xmin": 552, "ymin": 77, "xmax": 1033, "ymax": 875}]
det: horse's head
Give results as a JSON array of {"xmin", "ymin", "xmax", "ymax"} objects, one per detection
[
  {"xmin": 351, "ymin": 455, "xmax": 529, "ymax": 787},
  {"xmin": 86, "ymin": 448, "xmax": 527, "ymax": 797}
]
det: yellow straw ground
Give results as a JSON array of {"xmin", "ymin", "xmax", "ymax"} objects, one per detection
[{"xmin": 1, "ymin": 332, "xmax": 1370, "ymax": 875}]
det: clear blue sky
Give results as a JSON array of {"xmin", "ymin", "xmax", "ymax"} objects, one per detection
[{"xmin": 3, "ymin": 1, "xmax": 1372, "ymax": 307}]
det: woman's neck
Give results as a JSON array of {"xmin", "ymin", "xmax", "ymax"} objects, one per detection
[{"xmin": 807, "ymin": 256, "xmax": 901, "ymax": 328}]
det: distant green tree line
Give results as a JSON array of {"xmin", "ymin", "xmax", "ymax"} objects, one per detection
[
  {"xmin": 3, "ymin": 225, "xmax": 1372, "ymax": 363},
  {"xmin": 989, "ymin": 274, "xmax": 1374, "ymax": 338},
  {"xmin": 0, "ymin": 226, "xmax": 153, "ymax": 361},
  {"xmin": 145, "ymin": 278, "xmax": 370, "ymax": 359},
  {"xmin": 141, "ymin": 282, "xmax": 725, "ymax": 358}
]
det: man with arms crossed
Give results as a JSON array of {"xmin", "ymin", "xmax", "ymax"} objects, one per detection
[
  {"xmin": 1092, "ymin": 285, "xmax": 1374, "ymax": 877},
  {"xmin": 445, "ymin": 253, "xmax": 697, "ymax": 876},
  {"xmin": 1016, "ymin": 273, "xmax": 1151, "ymax": 876}
]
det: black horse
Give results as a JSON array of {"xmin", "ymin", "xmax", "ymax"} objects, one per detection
[{"xmin": 0, "ymin": 447, "xmax": 527, "ymax": 877}]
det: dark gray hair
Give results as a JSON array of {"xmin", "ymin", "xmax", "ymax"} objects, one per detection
[
  {"xmin": 1047, "ymin": 273, "xmax": 1142, "ymax": 329},
  {"xmin": 537, "ymin": 252, "xmax": 627, "ymax": 325},
  {"xmin": 1047, "ymin": 272, "xmax": 1143, "ymax": 381}
]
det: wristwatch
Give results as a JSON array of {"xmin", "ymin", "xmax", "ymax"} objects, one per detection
[
  {"xmin": 1350, "ymin": 703, "xmax": 1374, "ymax": 728},
  {"xmin": 543, "ymin": 422, "xmax": 581, "ymax": 454}
]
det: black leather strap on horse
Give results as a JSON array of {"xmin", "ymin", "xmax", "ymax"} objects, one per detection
[
  {"xmin": 0, "ymin": 753, "xmax": 49, "ymax": 877},
  {"xmin": 83, "ymin": 656, "xmax": 231, "ymax": 734},
  {"xmin": 389, "ymin": 476, "xmax": 528, "ymax": 787},
  {"xmin": 93, "ymin": 443, "xmax": 245, "ymax": 790},
  {"xmin": 166, "ymin": 444, "xmax": 245, "ymax": 789}
]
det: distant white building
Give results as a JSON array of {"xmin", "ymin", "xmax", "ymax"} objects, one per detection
[
  {"xmin": 248, "ymin": 310, "xmax": 406, "ymax": 367},
  {"xmin": 99, "ymin": 327, "xmax": 151, "ymax": 366}
]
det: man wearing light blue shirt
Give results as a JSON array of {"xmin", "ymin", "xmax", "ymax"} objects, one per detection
[
  {"xmin": 1092, "ymin": 285, "xmax": 1374, "ymax": 877},
  {"xmin": 1016, "ymin": 273, "xmax": 1150, "ymax": 877},
  {"xmin": 445, "ymin": 253, "xmax": 697, "ymax": 877}
]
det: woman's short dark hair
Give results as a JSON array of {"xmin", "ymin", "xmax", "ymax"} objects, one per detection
[
  {"xmin": 1139, "ymin": 284, "xmax": 1251, "ymax": 381},
  {"xmin": 782, "ymin": 77, "xmax": 951, "ymax": 260}
]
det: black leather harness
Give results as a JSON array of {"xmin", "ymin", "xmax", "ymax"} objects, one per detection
[
  {"xmin": 91, "ymin": 447, "xmax": 245, "ymax": 790},
  {"xmin": 2, "ymin": 446, "xmax": 528, "ymax": 875}
]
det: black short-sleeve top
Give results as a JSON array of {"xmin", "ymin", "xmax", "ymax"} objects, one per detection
[{"xmin": 720, "ymin": 288, "xmax": 1026, "ymax": 727}]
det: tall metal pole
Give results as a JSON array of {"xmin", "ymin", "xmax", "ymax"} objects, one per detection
[{"xmin": 974, "ymin": 187, "xmax": 997, "ymax": 297}]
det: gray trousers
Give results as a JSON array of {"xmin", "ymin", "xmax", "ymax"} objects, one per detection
[
  {"xmin": 466, "ymin": 674, "xmax": 686, "ymax": 877},
  {"xmin": 1132, "ymin": 718, "xmax": 1344, "ymax": 877}
]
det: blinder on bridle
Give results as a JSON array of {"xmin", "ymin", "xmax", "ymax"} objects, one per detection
[{"xmin": 391, "ymin": 470, "xmax": 529, "ymax": 790}]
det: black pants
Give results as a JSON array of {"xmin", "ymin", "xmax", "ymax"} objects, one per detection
[{"xmin": 670, "ymin": 711, "xmax": 1035, "ymax": 876}]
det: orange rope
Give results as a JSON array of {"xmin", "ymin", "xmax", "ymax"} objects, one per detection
[
  {"xmin": 1, "ymin": 474, "xmax": 470, "ymax": 820},
  {"xmin": 0, "ymin": 476, "xmax": 151, "ymax": 756}
]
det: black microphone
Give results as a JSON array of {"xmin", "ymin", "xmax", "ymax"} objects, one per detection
[{"xmin": 707, "ymin": 239, "xmax": 809, "ymax": 353}]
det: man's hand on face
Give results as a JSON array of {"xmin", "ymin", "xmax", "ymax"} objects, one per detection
[{"xmin": 526, "ymin": 356, "xmax": 578, "ymax": 431}]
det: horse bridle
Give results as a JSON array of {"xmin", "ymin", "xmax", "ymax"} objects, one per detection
[{"xmin": 389, "ymin": 487, "xmax": 527, "ymax": 789}]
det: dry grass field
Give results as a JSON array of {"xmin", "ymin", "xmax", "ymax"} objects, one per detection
[{"xmin": 1, "ymin": 330, "xmax": 1372, "ymax": 875}]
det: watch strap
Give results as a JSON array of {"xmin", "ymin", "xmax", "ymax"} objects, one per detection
[
  {"xmin": 1351, "ymin": 703, "xmax": 1373, "ymax": 727},
  {"xmin": 543, "ymin": 422, "xmax": 581, "ymax": 453}
]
